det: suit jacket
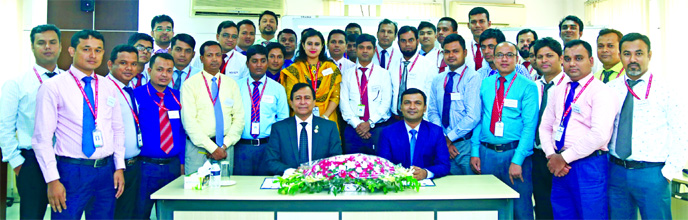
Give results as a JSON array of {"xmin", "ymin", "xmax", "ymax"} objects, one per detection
[
  {"xmin": 264, "ymin": 116, "xmax": 342, "ymax": 175},
  {"xmin": 378, "ymin": 120, "xmax": 450, "ymax": 178}
]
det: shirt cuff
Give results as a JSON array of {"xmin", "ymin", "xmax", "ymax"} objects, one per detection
[
  {"xmin": 511, "ymin": 153, "xmax": 525, "ymax": 166},
  {"xmin": 203, "ymin": 139, "xmax": 219, "ymax": 153},
  {"xmin": 426, "ymin": 169, "xmax": 434, "ymax": 179},
  {"xmin": 447, "ymin": 131, "xmax": 459, "ymax": 143},
  {"xmin": 8, "ymin": 155, "xmax": 25, "ymax": 169}
]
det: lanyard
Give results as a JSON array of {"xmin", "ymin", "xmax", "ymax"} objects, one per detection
[
  {"xmin": 33, "ymin": 67, "xmax": 45, "ymax": 84},
  {"xmin": 436, "ymin": 50, "xmax": 444, "ymax": 66},
  {"xmin": 625, "ymin": 73, "xmax": 653, "ymax": 100},
  {"xmin": 69, "ymin": 70, "xmax": 99, "ymax": 126},
  {"xmin": 247, "ymin": 78, "xmax": 268, "ymax": 119},
  {"xmin": 307, "ymin": 62, "xmax": 321, "ymax": 93},
  {"xmin": 375, "ymin": 48, "xmax": 394, "ymax": 70},
  {"xmin": 171, "ymin": 66, "xmax": 192, "ymax": 88},
  {"xmin": 398, "ymin": 55, "xmax": 420, "ymax": 81},
  {"xmin": 559, "ymin": 76, "xmax": 595, "ymax": 125},
  {"xmin": 220, "ymin": 51, "xmax": 235, "ymax": 74},
  {"xmin": 356, "ymin": 65, "xmax": 375, "ymax": 100},
  {"xmin": 443, "ymin": 66, "xmax": 468, "ymax": 91},
  {"xmin": 108, "ymin": 77, "xmax": 140, "ymax": 126},
  {"xmin": 494, "ymin": 73, "xmax": 518, "ymax": 121},
  {"xmin": 540, "ymin": 74, "xmax": 566, "ymax": 97},
  {"xmin": 201, "ymin": 73, "xmax": 222, "ymax": 105},
  {"xmin": 598, "ymin": 67, "xmax": 625, "ymax": 81},
  {"xmin": 146, "ymin": 85, "xmax": 181, "ymax": 110}
]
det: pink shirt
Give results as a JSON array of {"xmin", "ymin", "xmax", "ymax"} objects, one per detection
[
  {"xmin": 539, "ymin": 73, "xmax": 619, "ymax": 163},
  {"xmin": 32, "ymin": 66, "xmax": 125, "ymax": 183}
]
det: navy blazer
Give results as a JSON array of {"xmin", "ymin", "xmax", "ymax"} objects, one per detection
[{"xmin": 378, "ymin": 120, "xmax": 450, "ymax": 178}]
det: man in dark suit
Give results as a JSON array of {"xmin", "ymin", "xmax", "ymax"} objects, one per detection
[
  {"xmin": 264, "ymin": 83, "xmax": 342, "ymax": 175},
  {"xmin": 378, "ymin": 88, "xmax": 451, "ymax": 180}
]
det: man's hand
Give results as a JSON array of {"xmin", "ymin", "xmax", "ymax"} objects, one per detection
[
  {"xmin": 361, "ymin": 132, "xmax": 372, "ymax": 140},
  {"xmin": 356, "ymin": 121, "xmax": 371, "ymax": 137},
  {"xmin": 13, "ymin": 165, "xmax": 22, "ymax": 176},
  {"xmin": 470, "ymin": 157, "xmax": 481, "ymax": 174},
  {"xmin": 547, "ymin": 154, "xmax": 570, "ymax": 177},
  {"xmin": 509, "ymin": 163, "xmax": 524, "ymax": 185},
  {"xmin": 47, "ymin": 180, "xmax": 67, "ymax": 213},
  {"xmin": 114, "ymin": 169, "xmax": 125, "ymax": 198},
  {"xmin": 446, "ymin": 137, "xmax": 459, "ymax": 159},
  {"xmin": 411, "ymin": 166, "xmax": 428, "ymax": 180},
  {"xmin": 555, "ymin": 165, "xmax": 572, "ymax": 177},
  {"xmin": 211, "ymin": 146, "xmax": 228, "ymax": 160}
]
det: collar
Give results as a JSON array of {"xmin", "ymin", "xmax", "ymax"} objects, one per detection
[
  {"xmin": 235, "ymin": 46, "xmax": 245, "ymax": 53},
  {"xmin": 147, "ymin": 81, "xmax": 169, "ymax": 96},
  {"xmin": 401, "ymin": 52, "xmax": 419, "ymax": 63},
  {"xmin": 356, "ymin": 62, "xmax": 374, "ymax": 70},
  {"xmin": 404, "ymin": 121, "xmax": 421, "ymax": 133},
  {"xmin": 538, "ymin": 71, "xmax": 566, "ymax": 85},
  {"xmin": 33, "ymin": 64, "xmax": 56, "ymax": 75},
  {"xmin": 225, "ymin": 49, "xmax": 236, "ymax": 56},
  {"xmin": 376, "ymin": 43, "xmax": 393, "ymax": 53},
  {"xmin": 420, "ymin": 46, "xmax": 437, "ymax": 56},
  {"xmin": 247, "ymin": 74, "xmax": 267, "ymax": 84},
  {"xmin": 605, "ymin": 61, "xmax": 624, "ymax": 72},
  {"xmin": 624, "ymin": 70, "xmax": 651, "ymax": 82},
  {"xmin": 295, "ymin": 114, "xmax": 314, "ymax": 125},
  {"xmin": 175, "ymin": 65, "xmax": 192, "ymax": 73},
  {"xmin": 332, "ymin": 56, "xmax": 345, "ymax": 63},
  {"xmin": 202, "ymin": 70, "xmax": 222, "ymax": 80},
  {"xmin": 567, "ymin": 72, "xmax": 594, "ymax": 85},
  {"xmin": 106, "ymin": 73, "xmax": 128, "ymax": 88},
  {"xmin": 153, "ymin": 43, "xmax": 170, "ymax": 52},
  {"xmin": 496, "ymin": 70, "xmax": 517, "ymax": 81},
  {"xmin": 445, "ymin": 63, "xmax": 468, "ymax": 74},
  {"xmin": 69, "ymin": 65, "xmax": 92, "ymax": 79}
]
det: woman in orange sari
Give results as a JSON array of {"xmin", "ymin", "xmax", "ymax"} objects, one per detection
[{"xmin": 281, "ymin": 29, "xmax": 342, "ymax": 129}]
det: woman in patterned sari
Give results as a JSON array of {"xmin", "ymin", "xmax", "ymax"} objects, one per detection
[{"xmin": 281, "ymin": 29, "xmax": 342, "ymax": 129}]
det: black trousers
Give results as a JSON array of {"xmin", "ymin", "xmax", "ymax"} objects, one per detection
[
  {"xmin": 114, "ymin": 158, "xmax": 142, "ymax": 220},
  {"xmin": 16, "ymin": 149, "xmax": 49, "ymax": 220},
  {"xmin": 532, "ymin": 148, "xmax": 554, "ymax": 220}
]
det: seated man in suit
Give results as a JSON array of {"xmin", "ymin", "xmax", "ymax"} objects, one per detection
[
  {"xmin": 378, "ymin": 88, "xmax": 451, "ymax": 180},
  {"xmin": 264, "ymin": 83, "xmax": 343, "ymax": 175}
]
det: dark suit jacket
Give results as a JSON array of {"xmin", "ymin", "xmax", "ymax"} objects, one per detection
[
  {"xmin": 378, "ymin": 120, "xmax": 450, "ymax": 178},
  {"xmin": 264, "ymin": 116, "xmax": 342, "ymax": 175}
]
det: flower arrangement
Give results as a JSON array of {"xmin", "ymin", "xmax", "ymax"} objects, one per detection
[{"xmin": 276, "ymin": 154, "xmax": 421, "ymax": 195}]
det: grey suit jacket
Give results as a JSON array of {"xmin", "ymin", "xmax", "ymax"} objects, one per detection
[{"xmin": 264, "ymin": 116, "xmax": 342, "ymax": 175}]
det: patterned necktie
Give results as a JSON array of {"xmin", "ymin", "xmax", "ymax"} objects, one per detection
[
  {"xmin": 535, "ymin": 82, "xmax": 554, "ymax": 145},
  {"xmin": 81, "ymin": 76, "xmax": 96, "ymax": 157},
  {"xmin": 157, "ymin": 92, "xmax": 173, "ymax": 154},
  {"xmin": 45, "ymin": 72, "xmax": 57, "ymax": 78},
  {"xmin": 299, "ymin": 122, "xmax": 309, "ymax": 164},
  {"xmin": 250, "ymin": 81, "xmax": 262, "ymax": 139},
  {"xmin": 380, "ymin": 49, "xmax": 388, "ymax": 69},
  {"xmin": 602, "ymin": 70, "xmax": 614, "ymax": 83},
  {"xmin": 615, "ymin": 79, "xmax": 639, "ymax": 159},
  {"xmin": 212, "ymin": 77, "xmax": 224, "ymax": 147},
  {"xmin": 173, "ymin": 70, "xmax": 183, "ymax": 90},
  {"xmin": 410, "ymin": 129, "xmax": 417, "ymax": 165},
  {"xmin": 442, "ymin": 71, "xmax": 457, "ymax": 127},
  {"xmin": 398, "ymin": 61, "xmax": 411, "ymax": 115},
  {"xmin": 490, "ymin": 77, "xmax": 506, "ymax": 134},
  {"xmin": 474, "ymin": 43, "xmax": 483, "ymax": 70},
  {"xmin": 359, "ymin": 68, "xmax": 370, "ymax": 122},
  {"xmin": 555, "ymin": 82, "xmax": 579, "ymax": 150}
]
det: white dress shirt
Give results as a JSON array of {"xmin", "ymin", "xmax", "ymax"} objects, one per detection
[
  {"xmin": 607, "ymin": 72, "xmax": 688, "ymax": 180},
  {"xmin": 190, "ymin": 50, "xmax": 249, "ymax": 83},
  {"xmin": 339, "ymin": 62, "xmax": 392, "ymax": 128},
  {"xmin": 106, "ymin": 74, "xmax": 140, "ymax": 159},
  {"xmin": 466, "ymin": 39, "xmax": 490, "ymax": 71},
  {"xmin": 389, "ymin": 53, "xmax": 438, "ymax": 116},
  {"xmin": 332, "ymin": 57, "xmax": 356, "ymax": 78},
  {"xmin": 422, "ymin": 47, "xmax": 445, "ymax": 73},
  {"xmin": 372, "ymin": 43, "xmax": 402, "ymax": 71},
  {"xmin": 295, "ymin": 114, "xmax": 314, "ymax": 164},
  {"xmin": 536, "ymin": 72, "xmax": 569, "ymax": 108}
]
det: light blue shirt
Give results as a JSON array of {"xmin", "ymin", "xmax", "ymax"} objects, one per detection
[
  {"xmin": 470, "ymin": 71, "xmax": 539, "ymax": 165},
  {"xmin": 477, "ymin": 64, "xmax": 532, "ymax": 81},
  {"xmin": 239, "ymin": 75, "xmax": 289, "ymax": 139},
  {"xmin": 0, "ymin": 65, "xmax": 64, "ymax": 168},
  {"xmin": 427, "ymin": 65, "xmax": 482, "ymax": 142},
  {"xmin": 106, "ymin": 74, "xmax": 140, "ymax": 159},
  {"xmin": 170, "ymin": 65, "xmax": 201, "ymax": 89}
]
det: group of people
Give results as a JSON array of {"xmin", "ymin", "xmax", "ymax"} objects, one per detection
[{"xmin": 0, "ymin": 6, "xmax": 684, "ymax": 220}]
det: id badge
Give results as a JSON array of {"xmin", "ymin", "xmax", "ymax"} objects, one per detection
[
  {"xmin": 450, "ymin": 92, "xmax": 462, "ymax": 100},
  {"xmin": 137, "ymin": 133, "xmax": 143, "ymax": 148},
  {"xmin": 93, "ymin": 129, "xmax": 104, "ymax": 148},
  {"xmin": 251, "ymin": 122, "xmax": 260, "ymax": 135},
  {"xmin": 554, "ymin": 126, "xmax": 565, "ymax": 141},
  {"xmin": 572, "ymin": 103, "xmax": 581, "ymax": 114},
  {"xmin": 494, "ymin": 121, "xmax": 504, "ymax": 137},
  {"xmin": 356, "ymin": 104, "xmax": 365, "ymax": 117},
  {"xmin": 313, "ymin": 107, "xmax": 320, "ymax": 117}
]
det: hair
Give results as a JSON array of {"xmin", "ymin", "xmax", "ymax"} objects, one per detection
[
  {"xmin": 479, "ymin": 28, "xmax": 505, "ymax": 45},
  {"xmin": 564, "ymin": 39, "xmax": 593, "ymax": 58},
  {"xmin": 237, "ymin": 19, "xmax": 256, "ymax": 32},
  {"xmin": 438, "ymin": 17, "xmax": 458, "ymax": 32},
  {"xmin": 216, "ymin": 20, "xmax": 237, "ymax": 35},
  {"xmin": 442, "ymin": 34, "xmax": 466, "ymax": 50},
  {"xmin": 516, "ymin": 29, "xmax": 538, "ymax": 43},
  {"xmin": 347, "ymin": 34, "xmax": 360, "ymax": 44},
  {"xmin": 246, "ymin": 45, "xmax": 268, "ymax": 61},
  {"xmin": 417, "ymin": 21, "xmax": 436, "ymax": 33},
  {"xmin": 290, "ymin": 83, "xmax": 315, "ymax": 101},
  {"xmin": 127, "ymin": 33, "xmax": 154, "ymax": 46},
  {"xmin": 597, "ymin": 28, "xmax": 623, "ymax": 43},
  {"xmin": 468, "ymin": 7, "xmax": 490, "ymax": 21},
  {"xmin": 377, "ymin": 19, "xmax": 398, "ymax": 35},
  {"xmin": 71, "ymin": 29, "xmax": 104, "ymax": 48},
  {"xmin": 109, "ymin": 44, "xmax": 138, "ymax": 62},
  {"xmin": 151, "ymin": 14, "xmax": 174, "ymax": 29},
  {"xmin": 397, "ymin": 26, "xmax": 418, "ymax": 41},
  {"xmin": 30, "ymin": 24, "xmax": 61, "ymax": 44},
  {"xmin": 558, "ymin": 15, "xmax": 584, "ymax": 33},
  {"xmin": 149, "ymin": 53, "xmax": 174, "ymax": 67},
  {"xmin": 199, "ymin": 41, "xmax": 221, "ymax": 56},
  {"xmin": 532, "ymin": 37, "xmax": 562, "ymax": 57},
  {"xmin": 266, "ymin": 42, "xmax": 286, "ymax": 57},
  {"xmin": 259, "ymin": 10, "xmax": 279, "ymax": 26},
  {"xmin": 278, "ymin": 28, "xmax": 297, "ymax": 41},
  {"xmin": 345, "ymin": 23, "xmax": 362, "ymax": 33},
  {"xmin": 400, "ymin": 88, "xmax": 426, "ymax": 105},
  {"xmin": 295, "ymin": 29, "xmax": 330, "ymax": 63},
  {"xmin": 356, "ymin": 34, "xmax": 377, "ymax": 46},
  {"xmin": 328, "ymin": 29, "xmax": 347, "ymax": 43},
  {"xmin": 619, "ymin": 33, "xmax": 651, "ymax": 52},
  {"xmin": 171, "ymin": 33, "xmax": 196, "ymax": 50}
]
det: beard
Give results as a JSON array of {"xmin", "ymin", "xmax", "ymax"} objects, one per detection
[
  {"xmin": 626, "ymin": 62, "xmax": 643, "ymax": 76},
  {"xmin": 518, "ymin": 49, "xmax": 530, "ymax": 59},
  {"xmin": 401, "ymin": 48, "xmax": 418, "ymax": 58},
  {"xmin": 262, "ymin": 30, "xmax": 276, "ymax": 35}
]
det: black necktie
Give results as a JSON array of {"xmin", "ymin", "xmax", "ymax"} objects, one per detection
[
  {"xmin": 615, "ymin": 79, "xmax": 639, "ymax": 159},
  {"xmin": 602, "ymin": 70, "xmax": 614, "ymax": 83},
  {"xmin": 535, "ymin": 82, "xmax": 554, "ymax": 145},
  {"xmin": 299, "ymin": 122, "xmax": 309, "ymax": 164},
  {"xmin": 45, "ymin": 72, "xmax": 57, "ymax": 78}
]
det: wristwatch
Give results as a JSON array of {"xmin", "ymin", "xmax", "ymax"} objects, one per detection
[{"xmin": 368, "ymin": 119, "xmax": 375, "ymax": 129}]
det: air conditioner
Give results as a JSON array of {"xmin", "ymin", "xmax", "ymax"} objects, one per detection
[
  {"xmin": 450, "ymin": 1, "xmax": 526, "ymax": 27},
  {"xmin": 191, "ymin": 0, "xmax": 284, "ymax": 17}
]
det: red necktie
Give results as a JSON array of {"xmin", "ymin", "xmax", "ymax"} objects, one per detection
[
  {"xmin": 474, "ymin": 43, "xmax": 483, "ymax": 70},
  {"xmin": 157, "ymin": 92, "xmax": 173, "ymax": 154},
  {"xmin": 523, "ymin": 61, "xmax": 531, "ymax": 69},
  {"xmin": 359, "ymin": 67, "xmax": 370, "ymax": 122},
  {"xmin": 490, "ymin": 77, "xmax": 506, "ymax": 134},
  {"xmin": 439, "ymin": 59, "xmax": 447, "ymax": 73},
  {"xmin": 220, "ymin": 53, "xmax": 228, "ymax": 74},
  {"xmin": 135, "ymin": 74, "xmax": 143, "ymax": 88}
]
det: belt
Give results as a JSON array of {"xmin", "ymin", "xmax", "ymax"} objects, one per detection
[
  {"xmin": 238, "ymin": 137, "xmax": 269, "ymax": 146},
  {"xmin": 139, "ymin": 156, "xmax": 176, "ymax": 165},
  {"xmin": 458, "ymin": 131, "xmax": 473, "ymax": 142},
  {"xmin": 556, "ymin": 149, "xmax": 607, "ymax": 159},
  {"xmin": 484, "ymin": 141, "xmax": 519, "ymax": 152},
  {"xmin": 57, "ymin": 155, "xmax": 112, "ymax": 168},
  {"xmin": 610, "ymin": 156, "xmax": 665, "ymax": 169},
  {"xmin": 125, "ymin": 157, "xmax": 138, "ymax": 166}
]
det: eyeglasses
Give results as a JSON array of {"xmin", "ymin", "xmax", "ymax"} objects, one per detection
[
  {"xmin": 136, "ymin": 45, "xmax": 153, "ymax": 53},
  {"xmin": 495, "ymin": 53, "xmax": 517, "ymax": 59},
  {"xmin": 221, "ymin": 33, "xmax": 239, "ymax": 39},
  {"xmin": 155, "ymin": 27, "xmax": 173, "ymax": 32}
]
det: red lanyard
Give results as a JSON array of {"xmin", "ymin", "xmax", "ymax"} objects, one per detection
[
  {"xmin": 201, "ymin": 73, "xmax": 221, "ymax": 105},
  {"xmin": 494, "ymin": 73, "xmax": 518, "ymax": 120},
  {"xmin": 625, "ymin": 73, "xmax": 653, "ymax": 100},
  {"xmin": 307, "ymin": 62, "xmax": 321, "ymax": 93},
  {"xmin": 247, "ymin": 78, "xmax": 268, "ymax": 115},
  {"xmin": 560, "ymin": 76, "xmax": 595, "ymax": 124},
  {"xmin": 146, "ymin": 85, "xmax": 181, "ymax": 110},
  {"xmin": 398, "ymin": 55, "xmax": 420, "ymax": 81},
  {"xmin": 443, "ymin": 66, "xmax": 468, "ymax": 91},
  {"xmin": 436, "ymin": 50, "xmax": 444, "ymax": 66},
  {"xmin": 356, "ymin": 65, "xmax": 375, "ymax": 99},
  {"xmin": 598, "ymin": 67, "xmax": 625, "ymax": 81},
  {"xmin": 171, "ymin": 66, "xmax": 192, "ymax": 88},
  {"xmin": 220, "ymin": 51, "xmax": 234, "ymax": 74},
  {"xmin": 108, "ymin": 77, "xmax": 140, "ymax": 126},
  {"xmin": 33, "ymin": 67, "xmax": 46, "ymax": 84},
  {"xmin": 69, "ymin": 70, "xmax": 99, "ymax": 126},
  {"xmin": 375, "ymin": 48, "xmax": 394, "ymax": 70}
]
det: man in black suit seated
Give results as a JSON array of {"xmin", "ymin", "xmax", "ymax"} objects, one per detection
[{"xmin": 264, "ymin": 83, "xmax": 343, "ymax": 175}]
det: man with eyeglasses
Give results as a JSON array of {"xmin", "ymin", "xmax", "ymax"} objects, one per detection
[
  {"xmin": 151, "ymin": 14, "xmax": 174, "ymax": 55},
  {"xmin": 128, "ymin": 33, "xmax": 154, "ymax": 88},
  {"xmin": 476, "ymin": 29, "xmax": 531, "ymax": 80},
  {"xmin": 470, "ymin": 41, "xmax": 538, "ymax": 219},
  {"xmin": 191, "ymin": 21, "xmax": 249, "ymax": 82}
]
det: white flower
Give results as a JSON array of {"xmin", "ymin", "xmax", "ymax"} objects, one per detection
[
  {"xmin": 355, "ymin": 167, "xmax": 363, "ymax": 173},
  {"xmin": 338, "ymin": 165, "xmax": 346, "ymax": 171},
  {"xmin": 361, "ymin": 162, "xmax": 368, "ymax": 168},
  {"xmin": 345, "ymin": 161, "xmax": 356, "ymax": 169}
]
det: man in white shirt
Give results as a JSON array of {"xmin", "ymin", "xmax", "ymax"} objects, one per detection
[
  {"xmin": 328, "ymin": 29, "xmax": 356, "ymax": 76},
  {"xmin": 517, "ymin": 29, "xmax": 538, "ymax": 76},
  {"xmin": 128, "ymin": 33, "xmax": 154, "ymax": 88},
  {"xmin": 169, "ymin": 34, "xmax": 201, "ymax": 90},
  {"xmin": 466, "ymin": 7, "xmax": 491, "ymax": 71},
  {"xmin": 192, "ymin": 21, "xmax": 249, "ymax": 82},
  {"xmin": 340, "ymin": 34, "xmax": 392, "ymax": 155},
  {"xmin": 150, "ymin": 14, "xmax": 174, "ymax": 55},
  {"xmin": 255, "ymin": 10, "xmax": 279, "ymax": 46},
  {"xmin": 236, "ymin": 19, "xmax": 256, "ymax": 55},
  {"xmin": 372, "ymin": 19, "xmax": 402, "ymax": 70},
  {"xmin": 418, "ymin": 21, "xmax": 444, "ymax": 75},
  {"xmin": 435, "ymin": 17, "xmax": 459, "ymax": 73}
]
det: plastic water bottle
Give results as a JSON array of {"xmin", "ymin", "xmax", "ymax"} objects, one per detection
[{"xmin": 210, "ymin": 163, "xmax": 221, "ymax": 188}]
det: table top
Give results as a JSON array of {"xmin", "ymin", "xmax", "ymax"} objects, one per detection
[{"xmin": 151, "ymin": 175, "xmax": 519, "ymax": 201}]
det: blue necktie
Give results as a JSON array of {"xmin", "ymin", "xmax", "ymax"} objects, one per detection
[
  {"xmin": 380, "ymin": 49, "xmax": 387, "ymax": 69},
  {"xmin": 122, "ymin": 86, "xmax": 138, "ymax": 115},
  {"xmin": 82, "ymin": 76, "xmax": 96, "ymax": 157},
  {"xmin": 555, "ymin": 81, "xmax": 579, "ymax": 150},
  {"xmin": 173, "ymin": 70, "xmax": 183, "ymax": 90},
  {"xmin": 442, "ymin": 71, "xmax": 457, "ymax": 127},
  {"xmin": 409, "ymin": 129, "xmax": 417, "ymax": 165},
  {"xmin": 212, "ymin": 77, "xmax": 224, "ymax": 147}
]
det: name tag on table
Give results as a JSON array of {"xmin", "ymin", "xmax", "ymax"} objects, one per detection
[
  {"xmin": 419, "ymin": 179, "xmax": 436, "ymax": 187},
  {"xmin": 260, "ymin": 177, "xmax": 281, "ymax": 189},
  {"xmin": 262, "ymin": 95, "xmax": 275, "ymax": 104},
  {"xmin": 322, "ymin": 68, "xmax": 334, "ymax": 76},
  {"xmin": 504, "ymin": 99, "xmax": 518, "ymax": 108},
  {"xmin": 107, "ymin": 96, "xmax": 117, "ymax": 107},
  {"xmin": 168, "ymin": 110, "xmax": 180, "ymax": 119},
  {"xmin": 451, "ymin": 92, "xmax": 462, "ymax": 100}
]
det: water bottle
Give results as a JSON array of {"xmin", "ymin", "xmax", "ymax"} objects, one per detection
[{"xmin": 210, "ymin": 163, "xmax": 221, "ymax": 188}]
